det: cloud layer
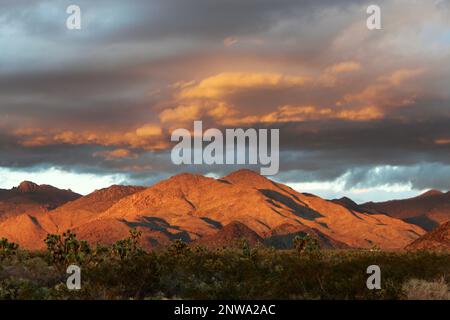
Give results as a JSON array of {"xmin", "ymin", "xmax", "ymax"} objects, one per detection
[{"xmin": 1, "ymin": 0, "xmax": 449, "ymax": 199}]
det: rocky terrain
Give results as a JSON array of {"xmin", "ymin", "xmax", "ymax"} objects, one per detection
[{"xmin": 406, "ymin": 221, "xmax": 450, "ymax": 251}]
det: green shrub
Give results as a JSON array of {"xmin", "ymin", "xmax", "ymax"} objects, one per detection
[
  {"xmin": 1, "ymin": 231, "xmax": 449, "ymax": 300},
  {"xmin": 112, "ymin": 229, "xmax": 144, "ymax": 261},
  {"xmin": 0, "ymin": 238, "xmax": 18, "ymax": 261},
  {"xmin": 44, "ymin": 230, "xmax": 91, "ymax": 267}
]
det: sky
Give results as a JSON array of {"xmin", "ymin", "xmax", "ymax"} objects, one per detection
[{"xmin": 0, "ymin": 0, "xmax": 449, "ymax": 202}]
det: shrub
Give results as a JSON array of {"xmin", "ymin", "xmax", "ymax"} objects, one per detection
[
  {"xmin": 1, "ymin": 231, "xmax": 449, "ymax": 300},
  {"xmin": 0, "ymin": 238, "xmax": 19, "ymax": 261},
  {"xmin": 166, "ymin": 239, "xmax": 190, "ymax": 256},
  {"xmin": 293, "ymin": 234, "xmax": 321, "ymax": 258},
  {"xmin": 112, "ymin": 229, "xmax": 144, "ymax": 260},
  {"xmin": 44, "ymin": 230, "xmax": 91, "ymax": 267}
]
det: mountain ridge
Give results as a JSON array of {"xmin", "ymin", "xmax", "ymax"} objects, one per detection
[
  {"xmin": 360, "ymin": 189, "xmax": 450, "ymax": 231},
  {"xmin": 0, "ymin": 170, "xmax": 426, "ymax": 250},
  {"xmin": 0, "ymin": 181, "xmax": 81, "ymax": 222}
]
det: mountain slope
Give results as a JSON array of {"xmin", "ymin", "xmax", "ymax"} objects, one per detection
[
  {"xmin": 195, "ymin": 221, "xmax": 263, "ymax": 248},
  {"xmin": 361, "ymin": 190, "xmax": 450, "ymax": 231},
  {"xmin": 46, "ymin": 185, "xmax": 146, "ymax": 232},
  {"xmin": 0, "ymin": 185, "xmax": 145, "ymax": 250},
  {"xmin": 406, "ymin": 221, "xmax": 450, "ymax": 251},
  {"xmin": 263, "ymin": 223, "xmax": 349, "ymax": 249},
  {"xmin": 0, "ymin": 214, "xmax": 49, "ymax": 250},
  {"xmin": 0, "ymin": 170, "xmax": 426, "ymax": 250}
]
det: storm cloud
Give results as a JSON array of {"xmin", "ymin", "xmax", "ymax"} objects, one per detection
[{"xmin": 0, "ymin": 0, "xmax": 449, "ymax": 199}]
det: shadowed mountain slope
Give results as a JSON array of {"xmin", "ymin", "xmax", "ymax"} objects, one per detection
[
  {"xmin": 361, "ymin": 190, "xmax": 450, "ymax": 231},
  {"xmin": 0, "ymin": 181, "xmax": 81, "ymax": 222},
  {"xmin": 194, "ymin": 221, "xmax": 263, "ymax": 248}
]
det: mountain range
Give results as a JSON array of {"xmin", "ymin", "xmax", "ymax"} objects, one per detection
[
  {"xmin": 333, "ymin": 190, "xmax": 450, "ymax": 232},
  {"xmin": 0, "ymin": 170, "xmax": 448, "ymax": 251},
  {"xmin": 0, "ymin": 181, "xmax": 80, "ymax": 222},
  {"xmin": 361, "ymin": 191, "xmax": 450, "ymax": 231}
]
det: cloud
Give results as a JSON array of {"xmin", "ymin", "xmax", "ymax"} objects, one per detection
[
  {"xmin": 135, "ymin": 124, "xmax": 163, "ymax": 138},
  {"xmin": 319, "ymin": 61, "xmax": 362, "ymax": 86},
  {"xmin": 218, "ymin": 105, "xmax": 383, "ymax": 125},
  {"xmin": 93, "ymin": 148, "xmax": 138, "ymax": 161},
  {"xmin": 223, "ymin": 37, "xmax": 239, "ymax": 47},
  {"xmin": 13, "ymin": 125, "xmax": 167, "ymax": 150},
  {"xmin": 179, "ymin": 72, "xmax": 309, "ymax": 99},
  {"xmin": 435, "ymin": 138, "xmax": 450, "ymax": 145},
  {"xmin": 336, "ymin": 106, "xmax": 383, "ymax": 121},
  {"xmin": 0, "ymin": 0, "xmax": 450, "ymax": 201},
  {"xmin": 341, "ymin": 68, "xmax": 426, "ymax": 109},
  {"xmin": 161, "ymin": 67, "xmax": 388, "ymax": 127},
  {"xmin": 159, "ymin": 105, "xmax": 202, "ymax": 124},
  {"xmin": 381, "ymin": 68, "xmax": 426, "ymax": 86}
]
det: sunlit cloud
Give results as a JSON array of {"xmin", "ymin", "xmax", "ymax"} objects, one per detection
[{"xmin": 179, "ymin": 72, "xmax": 310, "ymax": 99}]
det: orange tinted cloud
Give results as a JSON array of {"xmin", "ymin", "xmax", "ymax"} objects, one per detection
[
  {"xmin": 327, "ymin": 61, "xmax": 362, "ymax": 74},
  {"xmin": 319, "ymin": 61, "xmax": 362, "ymax": 86},
  {"xmin": 159, "ymin": 72, "xmax": 311, "ymax": 126},
  {"xmin": 435, "ymin": 138, "xmax": 450, "ymax": 145},
  {"xmin": 135, "ymin": 124, "xmax": 163, "ymax": 137},
  {"xmin": 14, "ymin": 124, "xmax": 167, "ymax": 151},
  {"xmin": 179, "ymin": 72, "xmax": 309, "ymax": 99},
  {"xmin": 159, "ymin": 102, "xmax": 237, "ymax": 126},
  {"xmin": 380, "ymin": 68, "xmax": 426, "ymax": 86},
  {"xmin": 93, "ymin": 148, "xmax": 138, "ymax": 161},
  {"xmin": 343, "ymin": 68, "xmax": 425, "ymax": 108},
  {"xmin": 221, "ymin": 105, "xmax": 383, "ymax": 125},
  {"xmin": 159, "ymin": 68, "xmax": 389, "ymax": 127},
  {"xmin": 336, "ymin": 106, "xmax": 383, "ymax": 121},
  {"xmin": 12, "ymin": 66, "xmax": 421, "ymax": 153},
  {"xmin": 159, "ymin": 105, "xmax": 202, "ymax": 123}
]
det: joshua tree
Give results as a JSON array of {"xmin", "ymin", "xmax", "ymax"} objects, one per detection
[
  {"xmin": 44, "ymin": 230, "xmax": 91, "ymax": 266},
  {"xmin": 112, "ymin": 228, "xmax": 143, "ymax": 260},
  {"xmin": 0, "ymin": 238, "xmax": 19, "ymax": 261},
  {"xmin": 293, "ymin": 234, "xmax": 320, "ymax": 257}
]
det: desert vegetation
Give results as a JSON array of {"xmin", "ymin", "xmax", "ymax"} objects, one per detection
[{"xmin": 0, "ymin": 230, "xmax": 449, "ymax": 300}]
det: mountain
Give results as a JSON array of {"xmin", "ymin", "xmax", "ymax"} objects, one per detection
[
  {"xmin": 406, "ymin": 221, "xmax": 450, "ymax": 251},
  {"xmin": 0, "ymin": 185, "xmax": 145, "ymax": 250},
  {"xmin": 0, "ymin": 170, "xmax": 425, "ymax": 250},
  {"xmin": 194, "ymin": 221, "xmax": 263, "ymax": 248},
  {"xmin": 45, "ymin": 185, "xmax": 146, "ymax": 232},
  {"xmin": 361, "ymin": 190, "xmax": 450, "ymax": 231},
  {"xmin": 0, "ymin": 181, "xmax": 81, "ymax": 222},
  {"xmin": 331, "ymin": 197, "xmax": 364, "ymax": 213}
]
